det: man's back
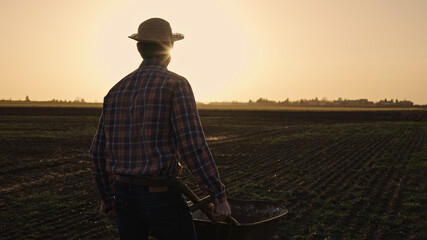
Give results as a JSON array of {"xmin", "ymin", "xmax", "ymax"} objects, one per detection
[
  {"xmin": 102, "ymin": 58, "xmax": 187, "ymax": 176},
  {"xmin": 91, "ymin": 57, "xmax": 226, "ymax": 200}
]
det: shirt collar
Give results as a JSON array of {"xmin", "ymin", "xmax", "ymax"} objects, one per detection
[{"xmin": 139, "ymin": 58, "xmax": 169, "ymax": 69}]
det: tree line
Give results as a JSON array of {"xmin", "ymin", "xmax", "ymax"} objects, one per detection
[{"xmin": 206, "ymin": 97, "xmax": 419, "ymax": 108}]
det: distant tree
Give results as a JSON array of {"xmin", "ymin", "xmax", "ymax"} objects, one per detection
[
  {"xmin": 280, "ymin": 98, "xmax": 290, "ymax": 105},
  {"xmin": 255, "ymin": 98, "xmax": 276, "ymax": 105},
  {"xmin": 25, "ymin": 95, "xmax": 30, "ymax": 102}
]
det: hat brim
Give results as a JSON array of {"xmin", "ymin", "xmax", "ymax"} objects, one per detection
[
  {"xmin": 171, "ymin": 33, "xmax": 184, "ymax": 42},
  {"xmin": 128, "ymin": 33, "xmax": 184, "ymax": 42}
]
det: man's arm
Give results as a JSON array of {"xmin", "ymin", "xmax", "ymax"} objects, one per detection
[
  {"xmin": 89, "ymin": 109, "xmax": 114, "ymax": 205},
  {"xmin": 170, "ymin": 79, "xmax": 227, "ymax": 202}
]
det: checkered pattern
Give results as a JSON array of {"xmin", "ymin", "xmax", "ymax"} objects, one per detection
[{"xmin": 89, "ymin": 59, "xmax": 226, "ymax": 203}]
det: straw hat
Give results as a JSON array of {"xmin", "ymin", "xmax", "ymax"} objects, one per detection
[{"xmin": 129, "ymin": 18, "xmax": 184, "ymax": 43}]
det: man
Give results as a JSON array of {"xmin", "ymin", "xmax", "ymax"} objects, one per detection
[{"xmin": 89, "ymin": 18, "xmax": 231, "ymax": 240}]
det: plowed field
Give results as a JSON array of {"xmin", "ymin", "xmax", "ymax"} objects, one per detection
[{"xmin": 1, "ymin": 107, "xmax": 426, "ymax": 239}]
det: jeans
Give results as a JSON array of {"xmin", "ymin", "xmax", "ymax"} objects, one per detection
[{"xmin": 114, "ymin": 180, "xmax": 197, "ymax": 240}]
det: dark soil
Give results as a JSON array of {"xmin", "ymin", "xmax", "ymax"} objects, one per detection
[{"xmin": 1, "ymin": 107, "xmax": 426, "ymax": 239}]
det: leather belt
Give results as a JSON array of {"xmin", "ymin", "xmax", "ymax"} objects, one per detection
[{"xmin": 116, "ymin": 175, "xmax": 174, "ymax": 187}]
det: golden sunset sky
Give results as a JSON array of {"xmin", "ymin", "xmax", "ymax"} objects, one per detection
[{"xmin": 1, "ymin": 0, "xmax": 426, "ymax": 104}]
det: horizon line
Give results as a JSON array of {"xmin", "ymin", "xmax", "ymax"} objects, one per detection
[{"xmin": 1, "ymin": 98, "xmax": 427, "ymax": 107}]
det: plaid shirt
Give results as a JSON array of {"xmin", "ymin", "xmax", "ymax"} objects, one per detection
[{"xmin": 89, "ymin": 59, "xmax": 226, "ymax": 203}]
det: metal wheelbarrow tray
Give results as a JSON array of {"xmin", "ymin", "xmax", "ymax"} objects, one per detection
[{"xmin": 191, "ymin": 198, "xmax": 288, "ymax": 240}]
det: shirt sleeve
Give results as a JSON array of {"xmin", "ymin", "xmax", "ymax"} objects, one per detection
[
  {"xmin": 89, "ymin": 108, "xmax": 114, "ymax": 204},
  {"xmin": 171, "ymin": 79, "xmax": 227, "ymax": 202}
]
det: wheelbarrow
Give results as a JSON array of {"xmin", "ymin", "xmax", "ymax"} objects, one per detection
[{"xmin": 172, "ymin": 178, "xmax": 288, "ymax": 240}]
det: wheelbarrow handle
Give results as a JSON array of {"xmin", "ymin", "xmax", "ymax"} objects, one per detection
[
  {"xmin": 171, "ymin": 177, "xmax": 240, "ymax": 226},
  {"xmin": 226, "ymin": 215, "xmax": 239, "ymax": 226},
  {"xmin": 171, "ymin": 177, "xmax": 215, "ymax": 221},
  {"xmin": 189, "ymin": 196, "xmax": 211, "ymax": 212}
]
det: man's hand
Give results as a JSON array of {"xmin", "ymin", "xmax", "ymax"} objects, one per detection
[
  {"xmin": 212, "ymin": 199, "xmax": 231, "ymax": 222},
  {"xmin": 100, "ymin": 200, "xmax": 117, "ymax": 220}
]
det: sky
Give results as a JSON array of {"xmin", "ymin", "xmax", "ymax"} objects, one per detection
[{"xmin": 1, "ymin": 0, "xmax": 426, "ymax": 104}]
